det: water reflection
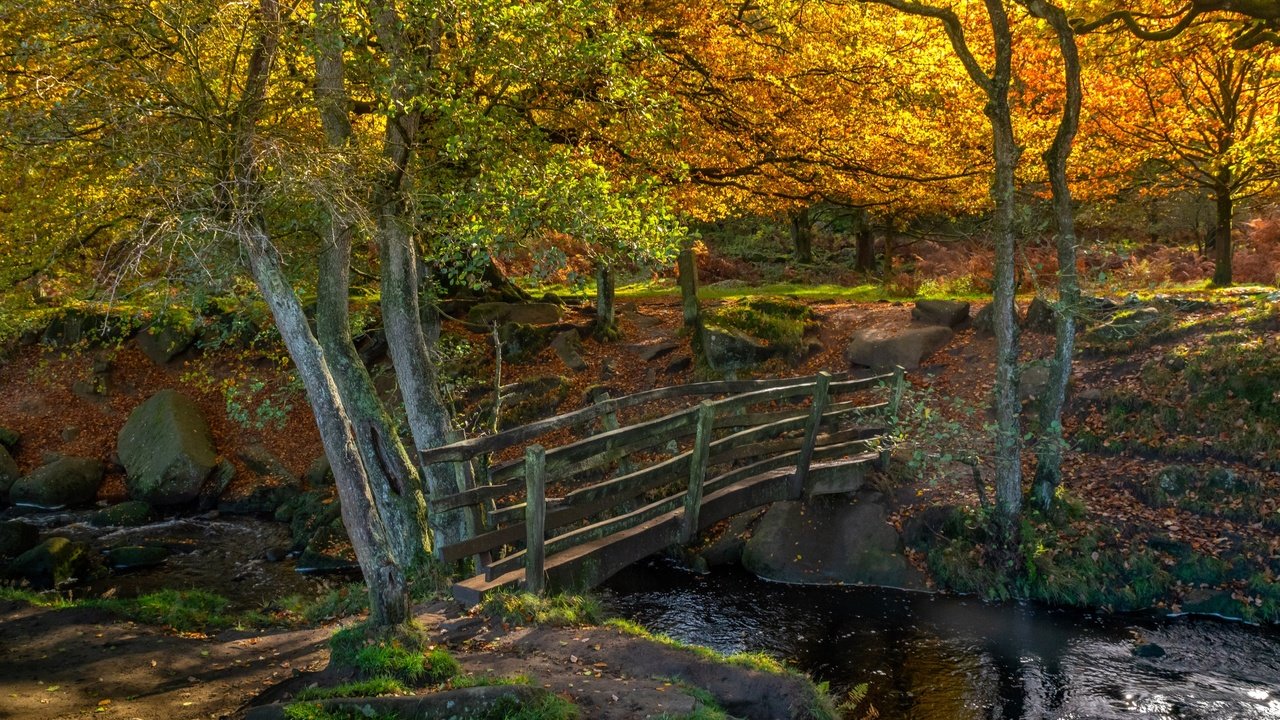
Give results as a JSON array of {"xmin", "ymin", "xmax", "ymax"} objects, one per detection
[{"xmin": 602, "ymin": 560, "xmax": 1280, "ymax": 720}]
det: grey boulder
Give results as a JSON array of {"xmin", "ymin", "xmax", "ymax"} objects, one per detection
[
  {"xmin": 9, "ymin": 456, "xmax": 104, "ymax": 509},
  {"xmin": 118, "ymin": 390, "xmax": 218, "ymax": 505},
  {"xmin": 845, "ymin": 326, "xmax": 953, "ymax": 369}
]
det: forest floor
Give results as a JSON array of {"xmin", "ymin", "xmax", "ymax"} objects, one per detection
[{"xmin": 1, "ymin": 285, "xmax": 1279, "ymax": 717}]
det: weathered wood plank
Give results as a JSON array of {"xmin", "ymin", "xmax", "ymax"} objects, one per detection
[
  {"xmin": 524, "ymin": 445, "xmax": 546, "ymax": 595},
  {"xmin": 793, "ymin": 372, "xmax": 832, "ymax": 495},
  {"xmin": 684, "ymin": 401, "xmax": 715, "ymax": 542},
  {"xmin": 421, "ymin": 373, "xmax": 849, "ymax": 464}
]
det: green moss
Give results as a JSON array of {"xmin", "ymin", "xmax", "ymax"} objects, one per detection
[
  {"xmin": 293, "ymin": 678, "xmax": 408, "ymax": 701},
  {"xmin": 705, "ymin": 296, "xmax": 816, "ymax": 356},
  {"xmin": 480, "ymin": 592, "xmax": 605, "ymax": 627}
]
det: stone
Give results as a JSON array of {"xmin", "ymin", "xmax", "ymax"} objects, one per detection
[
  {"xmin": 136, "ymin": 321, "xmax": 196, "ymax": 365},
  {"xmin": 197, "ymin": 460, "xmax": 236, "ymax": 510},
  {"xmin": 1133, "ymin": 643, "xmax": 1166, "ymax": 658},
  {"xmin": 9, "ymin": 457, "xmax": 104, "ymax": 509},
  {"xmin": 118, "ymin": 390, "xmax": 218, "ymax": 506},
  {"xmin": 106, "ymin": 545, "xmax": 169, "ymax": 570},
  {"xmin": 911, "ymin": 300, "xmax": 970, "ymax": 328},
  {"xmin": 1181, "ymin": 588, "xmax": 1245, "ymax": 619},
  {"xmin": 629, "ymin": 341, "xmax": 680, "ymax": 362},
  {"xmin": 1076, "ymin": 388, "xmax": 1104, "ymax": 404},
  {"xmin": 742, "ymin": 494, "xmax": 925, "ymax": 589},
  {"xmin": 238, "ymin": 443, "xmax": 296, "ymax": 483},
  {"xmin": 0, "ymin": 521, "xmax": 40, "ymax": 559},
  {"xmin": 8, "ymin": 536, "xmax": 87, "ymax": 587},
  {"xmin": 304, "ymin": 455, "xmax": 333, "ymax": 487},
  {"xmin": 1085, "ymin": 307, "xmax": 1163, "ymax": 343},
  {"xmin": 664, "ymin": 355, "xmax": 692, "ymax": 375},
  {"xmin": 698, "ymin": 509, "xmax": 765, "ymax": 568},
  {"xmin": 0, "ymin": 445, "xmax": 19, "ymax": 498},
  {"xmin": 551, "ymin": 330, "xmax": 588, "ymax": 372},
  {"xmin": 219, "ymin": 482, "xmax": 302, "ymax": 516},
  {"xmin": 356, "ymin": 328, "xmax": 388, "ymax": 367},
  {"xmin": 973, "ymin": 303, "xmax": 995, "ymax": 335},
  {"xmin": 705, "ymin": 328, "xmax": 770, "ymax": 373},
  {"xmin": 498, "ymin": 376, "xmax": 570, "ymax": 430},
  {"xmin": 1019, "ymin": 364, "xmax": 1052, "ymax": 402},
  {"xmin": 264, "ymin": 547, "xmax": 289, "ymax": 562},
  {"xmin": 90, "ymin": 500, "xmax": 154, "ymax": 527},
  {"xmin": 0, "ymin": 426, "xmax": 18, "ymax": 450},
  {"xmin": 844, "ymin": 326, "xmax": 953, "ymax": 370},
  {"xmin": 1024, "ymin": 297, "xmax": 1057, "ymax": 332},
  {"xmin": 497, "ymin": 322, "xmax": 557, "ymax": 363},
  {"xmin": 467, "ymin": 301, "xmax": 562, "ymax": 326}
]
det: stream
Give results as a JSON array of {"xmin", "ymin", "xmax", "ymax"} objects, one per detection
[{"xmin": 603, "ymin": 559, "xmax": 1280, "ymax": 720}]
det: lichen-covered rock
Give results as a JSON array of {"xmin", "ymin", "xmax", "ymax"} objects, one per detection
[
  {"xmin": 911, "ymin": 300, "xmax": 970, "ymax": 328},
  {"xmin": 0, "ymin": 521, "xmax": 40, "ymax": 559},
  {"xmin": 118, "ymin": 390, "xmax": 217, "ymax": 506},
  {"xmin": 9, "ymin": 456, "xmax": 104, "ymax": 509},
  {"xmin": 0, "ymin": 445, "xmax": 19, "ymax": 499},
  {"xmin": 742, "ymin": 494, "xmax": 925, "ymax": 589},
  {"xmin": 90, "ymin": 500, "xmax": 154, "ymax": 527},
  {"xmin": 844, "ymin": 326, "xmax": 953, "ymax": 369},
  {"xmin": 8, "ymin": 536, "xmax": 87, "ymax": 587}
]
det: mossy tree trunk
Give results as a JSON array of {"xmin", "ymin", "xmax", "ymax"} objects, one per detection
[
  {"xmin": 790, "ymin": 207, "xmax": 814, "ymax": 263},
  {"xmin": 1021, "ymin": 0, "xmax": 1081, "ymax": 511},
  {"xmin": 677, "ymin": 241, "xmax": 707, "ymax": 369},
  {"xmin": 594, "ymin": 263, "xmax": 618, "ymax": 340}
]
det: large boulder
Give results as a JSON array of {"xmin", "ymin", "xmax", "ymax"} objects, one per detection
[
  {"xmin": 844, "ymin": 326, "xmax": 953, "ymax": 369},
  {"xmin": 0, "ymin": 521, "xmax": 40, "ymax": 559},
  {"xmin": 0, "ymin": 445, "xmax": 19, "ymax": 499},
  {"xmin": 742, "ymin": 494, "xmax": 925, "ymax": 589},
  {"xmin": 911, "ymin": 300, "xmax": 970, "ymax": 328},
  {"xmin": 467, "ymin": 302, "xmax": 562, "ymax": 326},
  {"xmin": 8, "ymin": 536, "xmax": 87, "ymax": 587},
  {"xmin": 705, "ymin": 327, "xmax": 770, "ymax": 373},
  {"xmin": 9, "ymin": 457, "xmax": 104, "ymax": 509},
  {"xmin": 118, "ymin": 390, "xmax": 218, "ymax": 506}
]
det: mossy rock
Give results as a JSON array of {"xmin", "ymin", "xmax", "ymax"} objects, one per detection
[
  {"xmin": 0, "ymin": 426, "xmax": 19, "ymax": 450},
  {"xmin": 106, "ymin": 545, "xmax": 169, "ymax": 570},
  {"xmin": 498, "ymin": 376, "xmax": 570, "ymax": 429},
  {"xmin": 0, "ymin": 445, "xmax": 19, "ymax": 499},
  {"xmin": 0, "ymin": 521, "xmax": 40, "ymax": 559},
  {"xmin": 118, "ymin": 390, "xmax": 217, "ymax": 506},
  {"xmin": 498, "ymin": 322, "xmax": 558, "ymax": 364},
  {"xmin": 9, "ymin": 456, "xmax": 104, "ymax": 509},
  {"xmin": 1135, "ymin": 465, "xmax": 1197, "ymax": 508},
  {"xmin": 136, "ymin": 319, "xmax": 197, "ymax": 365},
  {"xmin": 8, "ymin": 536, "xmax": 87, "ymax": 588},
  {"xmin": 91, "ymin": 500, "xmax": 154, "ymax": 527}
]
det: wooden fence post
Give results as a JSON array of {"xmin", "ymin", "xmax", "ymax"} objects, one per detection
[
  {"xmin": 683, "ymin": 400, "xmax": 715, "ymax": 542},
  {"xmin": 880, "ymin": 366, "xmax": 906, "ymax": 471},
  {"xmin": 793, "ymin": 372, "xmax": 831, "ymax": 497},
  {"xmin": 596, "ymin": 392, "xmax": 634, "ymax": 476},
  {"xmin": 524, "ymin": 444, "xmax": 547, "ymax": 595}
]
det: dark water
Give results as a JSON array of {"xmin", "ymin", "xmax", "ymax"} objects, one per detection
[{"xmin": 603, "ymin": 560, "xmax": 1280, "ymax": 720}]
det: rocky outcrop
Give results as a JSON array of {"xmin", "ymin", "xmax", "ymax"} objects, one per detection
[
  {"xmin": 118, "ymin": 390, "xmax": 218, "ymax": 506},
  {"xmin": 0, "ymin": 521, "xmax": 40, "ymax": 559},
  {"xmin": 8, "ymin": 536, "xmax": 87, "ymax": 587},
  {"xmin": 9, "ymin": 456, "xmax": 104, "ymax": 509},
  {"xmin": 741, "ymin": 493, "xmax": 925, "ymax": 589},
  {"xmin": 844, "ymin": 326, "xmax": 953, "ymax": 369},
  {"xmin": 0, "ymin": 445, "xmax": 19, "ymax": 499},
  {"xmin": 911, "ymin": 300, "xmax": 970, "ymax": 328},
  {"xmin": 551, "ymin": 329, "xmax": 588, "ymax": 372},
  {"xmin": 467, "ymin": 302, "xmax": 562, "ymax": 326}
]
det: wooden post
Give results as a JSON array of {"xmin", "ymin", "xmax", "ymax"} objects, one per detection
[
  {"xmin": 524, "ymin": 444, "xmax": 547, "ymax": 595},
  {"xmin": 683, "ymin": 401, "xmax": 715, "ymax": 542},
  {"xmin": 880, "ymin": 366, "xmax": 906, "ymax": 471},
  {"xmin": 793, "ymin": 372, "xmax": 832, "ymax": 497},
  {"xmin": 595, "ymin": 392, "xmax": 634, "ymax": 476},
  {"xmin": 677, "ymin": 242, "xmax": 708, "ymax": 369}
]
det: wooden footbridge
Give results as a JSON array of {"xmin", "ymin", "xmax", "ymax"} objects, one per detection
[{"xmin": 420, "ymin": 369, "xmax": 906, "ymax": 605}]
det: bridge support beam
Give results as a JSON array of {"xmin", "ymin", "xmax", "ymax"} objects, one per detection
[
  {"xmin": 683, "ymin": 401, "xmax": 715, "ymax": 542},
  {"xmin": 524, "ymin": 444, "xmax": 546, "ymax": 595}
]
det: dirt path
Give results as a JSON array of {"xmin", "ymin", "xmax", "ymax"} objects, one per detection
[{"xmin": 0, "ymin": 600, "xmax": 330, "ymax": 720}]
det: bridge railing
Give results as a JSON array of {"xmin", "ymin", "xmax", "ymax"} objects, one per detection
[{"xmin": 421, "ymin": 368, "xmax": 905, "ymax": 592}]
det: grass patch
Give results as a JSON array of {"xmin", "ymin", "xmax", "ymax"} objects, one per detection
[
  {"xmin": 329, "ymin": 623, "xmax": 460, "ymax": 685},
  {"xmin": 0, "ymin": 587, "xmax": 271, "ymax": 633},
  {"xmin": 283, "ymin": 704, "xmax": 398, "ymax": 720},
  {"xmin": 293, "ymin": 678, "xmax": 408, "ymax": 701},
  {"xmin": 479, "ymin": 592, "xmax": 605, "ymax": 627},
  {"xmin": 452, "ymin": 673, "xmax": 533, "ymax": 689},
  {"xmin": 481, "ymin": 693, "xmax": 579, "ymax": 720},
  {"xmin": 604, "ymin": 619, "xmax": 786, "ymax": 675}
]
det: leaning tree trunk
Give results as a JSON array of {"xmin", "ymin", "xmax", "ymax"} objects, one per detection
[
  {"xmin": 1212, "ymin": 174, "xmax": 1234, "ymax": 285},
  {"xmin": 790, "ymin": 207, "xmax": 814, "ymax": 263},
  {"xmin": 312, "ymin": 0, "xmax": 430, "ymax": 568},
  {"xmin": 1023, "ymin": 0, "xmax": 1081, "ymax": 511},
  {"xmin": 368, "ymin": 2, "xmax": 469, "ymax": 553},
  {"xmin": 228, "ymin": 0, "xmax": 408, "ymax": 626},
  {"xmin": 594, "ymin": 263, "xmax": 618, "ymax": 340}
]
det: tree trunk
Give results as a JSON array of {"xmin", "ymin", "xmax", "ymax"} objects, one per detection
[
  {"xmin": 594, "ymin": 263, "xmax": 618, "ymax": 340},
  {"xmin": 855, "ymin": 219, "xmax": 875, "ymax": 273},
  {"xmin": 983, "ymin": 0, "xmax": 1023, "ymax": 523},
  {"xmin": 312, "ymin": 0, "xmax": 430, "ymax": 569},
  {"xmin": 677, "ymin": 242, "xmax": 707, "ymax": 369},
  {"xmin": 1024, "ymin": 0, "xmax": 1081, "ymax": 511},
  {"xmin": 790, "ymin": 207, "xmax": 814, "ymax": 263},
  {"xmin": 369, "ymin": 2, "xmax": 468, "ymax": 552},
  {"xmin": 1212, "ymin": 177, "xmax": 1234, "ymax": 285},
  {"xmin": 229, "ymin": 0, "xmax": 408, "ymax": 625}
]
